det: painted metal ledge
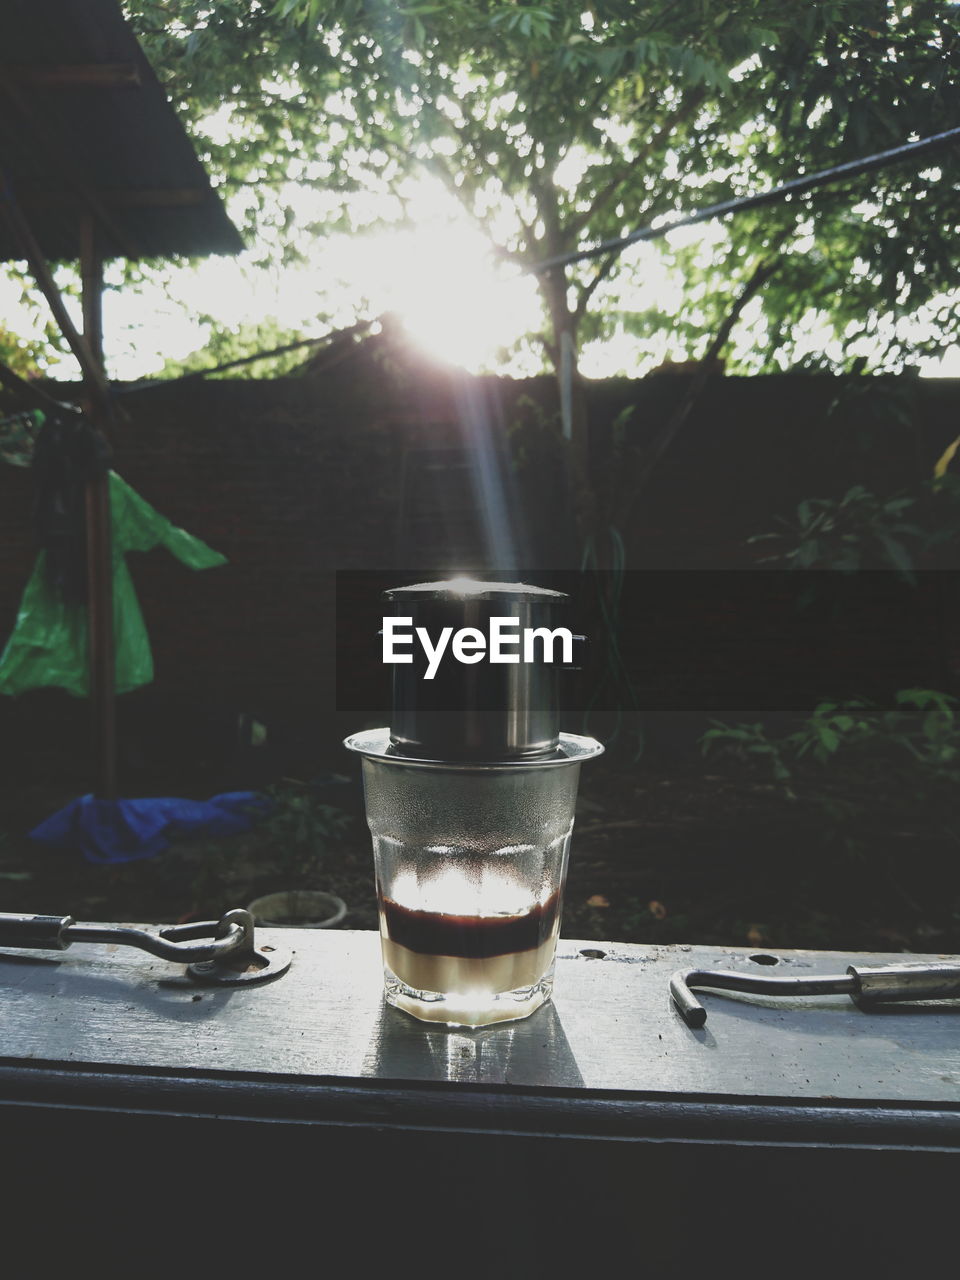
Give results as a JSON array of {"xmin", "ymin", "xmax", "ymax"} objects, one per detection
[{"xmin": 0, "ymin": 929, "xmax": 956, "ymax": 1146}]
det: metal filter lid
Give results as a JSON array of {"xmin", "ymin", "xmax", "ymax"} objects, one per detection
[{"xmin": 383, "ymin": 578, "xmax": 571, "ymax": 761}]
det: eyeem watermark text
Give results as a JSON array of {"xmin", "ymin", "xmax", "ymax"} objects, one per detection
[{"xmin": 383, "ymin": 616, "xmax": 574, "ymax": 680}]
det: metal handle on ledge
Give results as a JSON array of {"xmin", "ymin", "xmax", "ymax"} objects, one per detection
[
  {"xmin": 671, "ymin": 960, "xmax": 960, "ymax": 1028},
  {"xmin": 0, "ymin": 908, "xmax": 291, "ymax": 985}
]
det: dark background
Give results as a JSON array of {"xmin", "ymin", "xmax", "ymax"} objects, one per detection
[{"xmin": 1, "ymin": 368, "xmax": 958, "ymax": 786}]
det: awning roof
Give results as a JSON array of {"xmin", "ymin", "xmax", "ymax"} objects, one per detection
[{"xmin": 0, "ymin": 0, "xmax": 243, "ymax": 262}]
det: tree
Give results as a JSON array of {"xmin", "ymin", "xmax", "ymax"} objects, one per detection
[
  {"xmin": 653, "ymin": 2, "xmax": 960, "ymax": 377},
  {"xmin": 0, "ymin": 325, "xmax": 45, "ymax": 381},
  {"xmin": 157, "ymin": 315, "xmax": 317, "ymax": 379},
  {"xmin": 120, "ymin": 2, "xmax": 960, "ymax": 533},
  {"xmin": 0, "ymin": 265, "xmax": 72, "ymax": 383}
]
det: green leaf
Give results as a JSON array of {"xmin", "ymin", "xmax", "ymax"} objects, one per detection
[
  {"xmin": 792, "ymin": 540, "xmax": 821, "ymax": 568},
  {"xmin": 895, "ymin": 688, "xmax": 937, "ymax": 708},
  {"xmin": 922, "ymin": 710, "xmax": 943, "ymax": 741},
  {"xmin": 875, "ymin": 533, "xmax": 915, "ymax": 579}
]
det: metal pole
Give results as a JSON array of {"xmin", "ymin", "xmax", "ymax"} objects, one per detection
[
  {"xmin": 80, "ymin": 214, "xmax": 117, "ymax": 800},
  {"xmin": 0, "ymin": 179, "xmax": 117, "ymax": 799}
]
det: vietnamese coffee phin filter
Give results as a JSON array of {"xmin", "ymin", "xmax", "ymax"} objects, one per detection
[{"xmin": 345, "ymin": 578, "xmax": 602, "ymax": 1026}]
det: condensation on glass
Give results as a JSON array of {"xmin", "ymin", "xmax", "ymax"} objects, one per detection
[{"xmin": 346, "ymin": 580, "xmax": 602, "ymax": 1027}]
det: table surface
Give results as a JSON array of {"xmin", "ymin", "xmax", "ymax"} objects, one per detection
[{"xmin": 1, "ymin": 928, "xmax": 958, "ymax": 1104}]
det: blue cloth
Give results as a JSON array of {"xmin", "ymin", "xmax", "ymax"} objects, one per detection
[{"xmin": 30, "ymin": 791, "xmax": 270, "ymax": 864}]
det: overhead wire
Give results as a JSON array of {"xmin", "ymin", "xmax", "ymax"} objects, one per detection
[
  {"xmin": 6, "ymin": 124, "xmax": 958, "ymax": 761},
  {"xmin": 41, "ymin": 124, "xmax": 960, "ymax": 397},
  {"xmin": 530, "ymin": 124, "xmax": 960, "ymax": 275}
]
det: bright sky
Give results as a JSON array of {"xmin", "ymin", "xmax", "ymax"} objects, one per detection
[{"xmin": 3, "ymin": 171, "xmax": 960, "ymax": 382}]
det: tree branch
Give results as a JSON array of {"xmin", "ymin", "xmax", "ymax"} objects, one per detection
[
  {"xmin": 628, "ymin": 254, "xmax": 782, "ymax": 502},
  {"xmin": 566, "ymin": 86, "xmax": 707, "ymax": 241},
  {"xmin": 573, "ymin": 251, "xmax": 620, "ymax": 320},
  {"xmin": 419, "ymin": 149, "xmax": 513, "ymax": 249},
  {"xmin": 536, "ymin": 329, "xmax": 559, "ymax": 369}
]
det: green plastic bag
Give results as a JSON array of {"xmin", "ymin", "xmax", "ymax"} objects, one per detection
[{"xmin": 0, "ymin": 471, "xmax": 227, "ymax": 697}]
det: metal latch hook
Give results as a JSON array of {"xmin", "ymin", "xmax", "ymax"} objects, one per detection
[
  {"xmin": 0, "ymin": 907, "xmax": 291, "ymax": 985},
  {"xmin": 671, "ymin": 960, "xmax": 960, "ymax": 1028}
]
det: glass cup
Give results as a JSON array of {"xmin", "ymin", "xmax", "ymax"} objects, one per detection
[{"xmin": 347, "ymin": 730, "xmax": 599, "ymax": 1027}]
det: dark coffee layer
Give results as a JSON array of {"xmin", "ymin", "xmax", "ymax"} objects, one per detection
[{"xmin": 381, "ymin": 890, "xmax": 561, "ymax": 959}]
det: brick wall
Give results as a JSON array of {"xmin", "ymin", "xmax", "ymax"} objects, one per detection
[{"xmin": 1, "ymin": 369, "xmax": 957, "ymax": 782}]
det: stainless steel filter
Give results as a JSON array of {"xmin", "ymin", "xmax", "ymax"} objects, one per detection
[{"xmin": 346, "ymin": 578, "xmax": 602, "ymax": 1027}]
